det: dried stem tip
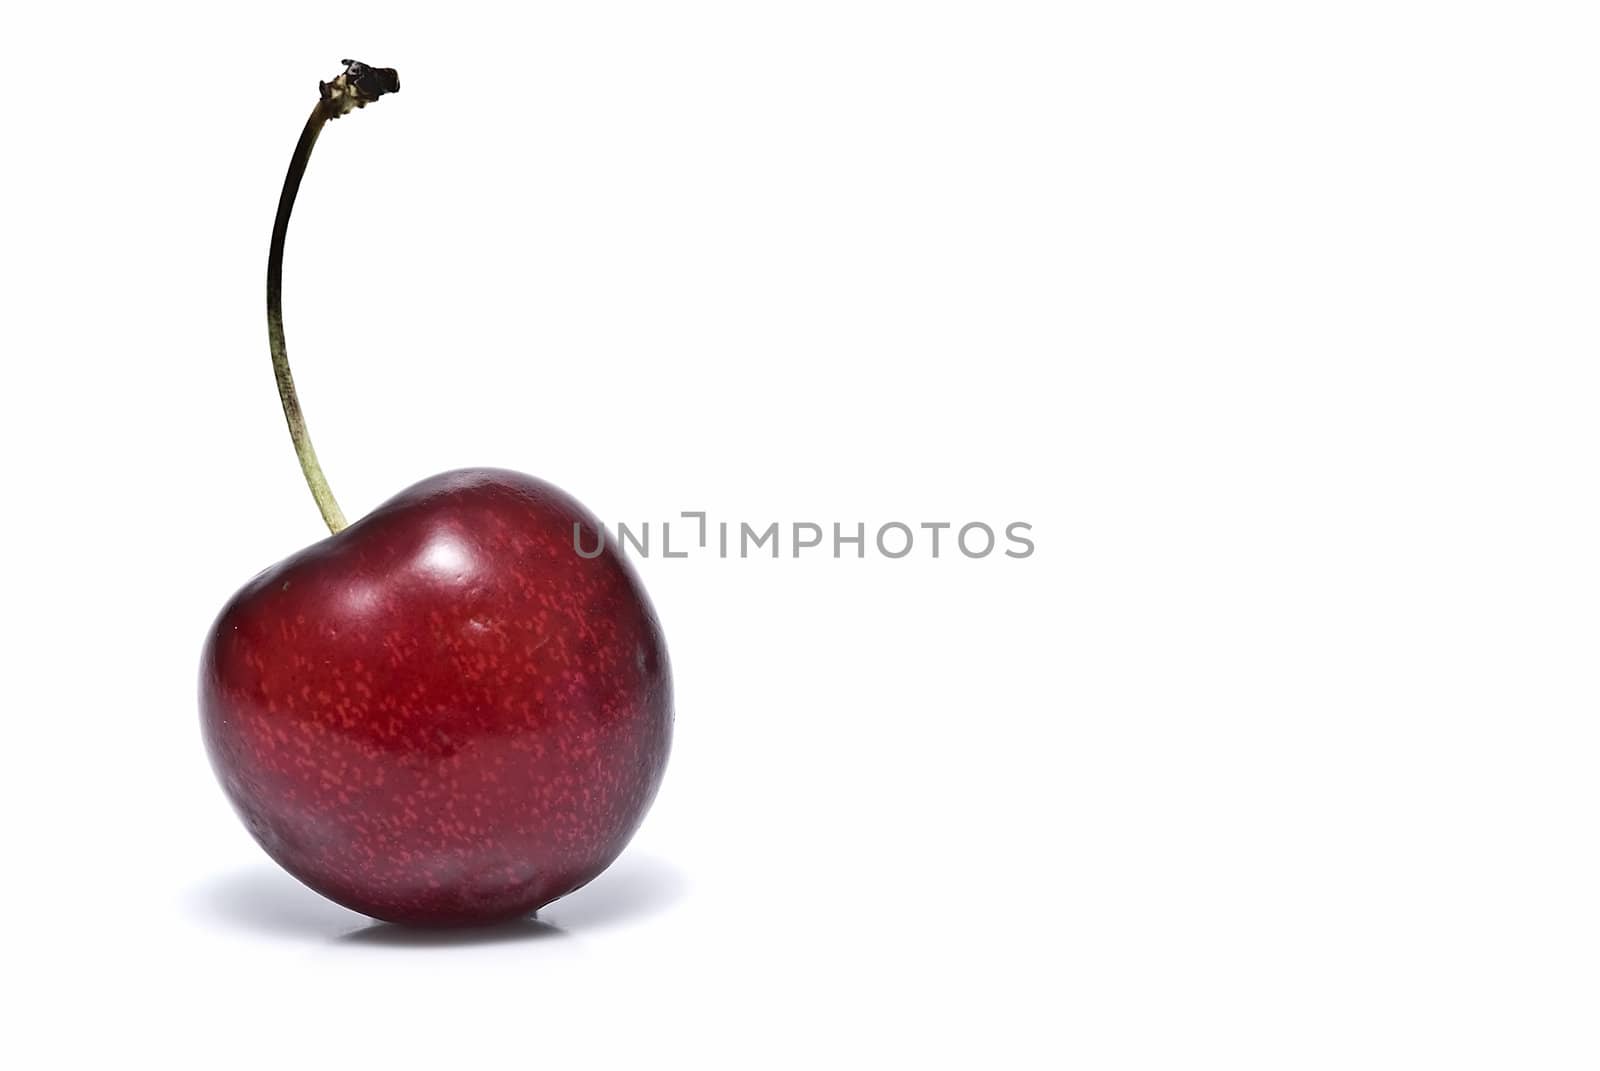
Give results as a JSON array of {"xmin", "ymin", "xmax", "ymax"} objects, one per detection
[{"xmin": 319, "ymin": 59, "xmax": 400, "ymax": 119}]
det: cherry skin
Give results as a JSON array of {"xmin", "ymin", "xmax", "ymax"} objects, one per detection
[{"xmin": 201, "ymin": 468, "xmax": 672, "ymax": 926}]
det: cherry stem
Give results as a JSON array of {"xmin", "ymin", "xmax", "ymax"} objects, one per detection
[{"xmin": 266, "ymin": 60, "xmax": 400, "ymax": 534}]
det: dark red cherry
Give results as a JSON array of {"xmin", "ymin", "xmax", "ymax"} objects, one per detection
[{"xmin": 201, "ymin": 469, "xmax": 672, "ymax": 926}]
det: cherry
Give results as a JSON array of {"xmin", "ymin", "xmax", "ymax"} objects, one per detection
[{"xmin": 200, "ymin": 62, "xmax": 672, "ymax": 927}]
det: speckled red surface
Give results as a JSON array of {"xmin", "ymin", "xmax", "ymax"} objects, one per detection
[{"xmin": 200, "ymin": 469, "xmax": 672, "ymax": 926}]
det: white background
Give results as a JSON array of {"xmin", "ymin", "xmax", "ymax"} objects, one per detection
[{"xmin": 2, "ymin": 2, "xmax": 1596, "ymax": 1067}]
